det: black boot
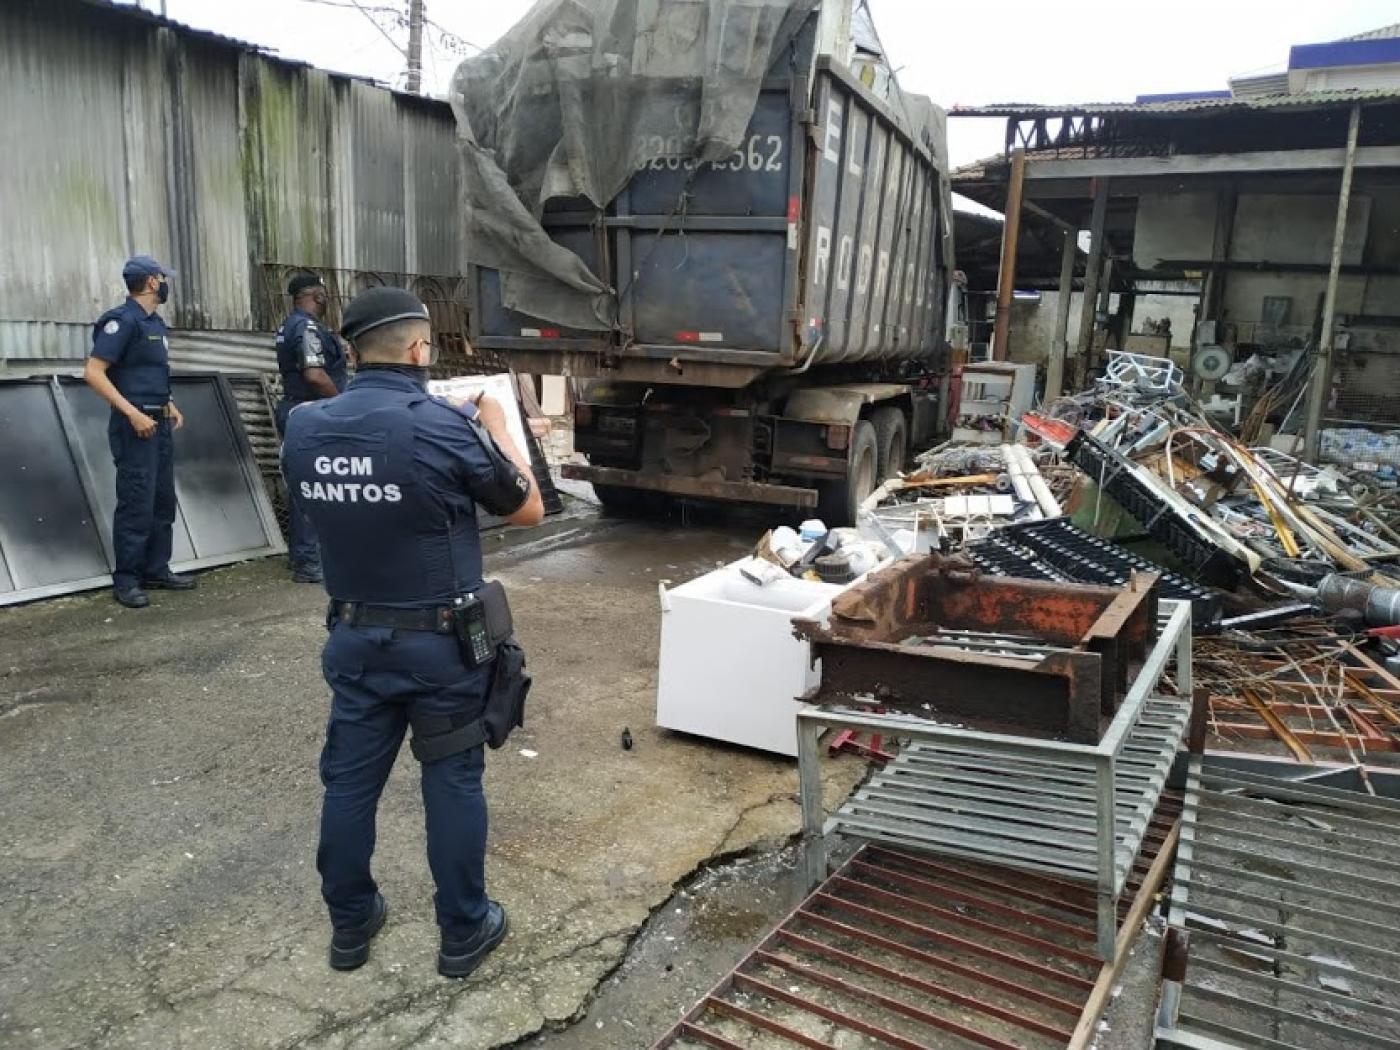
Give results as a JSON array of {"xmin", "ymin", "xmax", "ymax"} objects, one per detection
[
  {"xmin": 438, "ymin": 901, "xmax": 508, "ymax": 979},
  {"xmin": 113, "ymin": 586, "xmax": 149, "ymax": 609},
  {"xmin": 328, "ymin": 893, "xmax": 388, "ymax": 971},
  {"xmin": 143, "ymin": 571, "xmax": 197, "ymax": 591}
]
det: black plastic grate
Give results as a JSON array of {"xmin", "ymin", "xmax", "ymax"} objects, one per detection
[{"xmin": 969, "ymin": 517, "xmax": 1223, "ymax": 627}]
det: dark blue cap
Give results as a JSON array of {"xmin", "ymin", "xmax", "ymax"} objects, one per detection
[
  {"xmin": 122, "ymin": 254, "xmax": 174, "ymax": 281},
  {"xmin": 340, "ymin": 286, "xmax": 430, "ymax": 341}
]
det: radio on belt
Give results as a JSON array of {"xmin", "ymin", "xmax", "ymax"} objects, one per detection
[{"xmin": 452, "ymin": 592, "xmax": 494, "ymax": 666}]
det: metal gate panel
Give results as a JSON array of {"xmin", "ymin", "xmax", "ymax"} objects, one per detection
[
  {"xmin": 158, "ymin": 378, "xmax": 277, "ymax": 559},
  {"xmin": 0, "ymin": 375, "xmax": 285, "ymax": 606},
  {"xmin": 0, "ymin": 381, "xmax": 110, "ymax": 596}
]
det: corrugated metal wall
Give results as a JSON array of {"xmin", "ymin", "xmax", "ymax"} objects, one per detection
[{"xmin": 0, "ymin": 0, "xmax": 463, "ymax": 360}]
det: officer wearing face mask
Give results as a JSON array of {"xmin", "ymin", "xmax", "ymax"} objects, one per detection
[
  {"xmin": 274, "ymin": 272, "xmax": 349, "ymax": 583},
  {"xmin": 282, "ymin": 287, "xmax": 543, "ymax": 978},
  {"xmin": 83, "ymin": 255, "xmax": 196, "ymax": 609}
]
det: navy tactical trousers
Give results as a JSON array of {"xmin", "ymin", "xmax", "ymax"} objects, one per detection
[
  {"xmin": 107, "ymin": 411, "xmax": 175, "ymax": 590},
  {"xmin": 275, "ymin": 400, "xmax": 321, "ymax": 574},
  {"xmin": 317, "ymin": 622, "xmax": 493, "ymax": 939}
]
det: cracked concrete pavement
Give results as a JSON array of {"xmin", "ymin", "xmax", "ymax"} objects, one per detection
[{"xmin": 0, "ymin": 519, "xmax": 863, "ymax": 1049}]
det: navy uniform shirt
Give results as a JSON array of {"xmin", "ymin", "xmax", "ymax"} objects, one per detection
[
  {"xmin": 281, "ymin": 369, "xmax": 521, "ymax": 606},
  {"xmin": 275, "ymin": 308, "xmax": 349, "ymax": 402},
  {"xmin": 90, "ymin": 297, "xmax": 171, "ymax": 406}
]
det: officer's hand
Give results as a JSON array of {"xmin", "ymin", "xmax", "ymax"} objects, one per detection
[
  {"xmin": 476, "ymin": 394, "xmax": 509, "ymax": 433},
  {"xmin": 128, "ymin": 410, "xmax": 158, "ymax": 439},
  {"xmin": 168, "ymin": 403, "xmax": 185, "ymax": 431}
]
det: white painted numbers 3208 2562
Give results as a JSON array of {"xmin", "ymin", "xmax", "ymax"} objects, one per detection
[{"xmin": 638, "ymin": 134, "xmax": 783, "ymax": 173}]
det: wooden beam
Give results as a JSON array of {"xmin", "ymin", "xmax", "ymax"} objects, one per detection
[
  {"xmin": 1305, "ymin": 104, "xmax": 1363, "ymax": 464},
  {"xmin": 1076, "ymin": 180, "xmax": 1110, "ymax": 370},
  {"xmin": 991, "ymin": 149, "xmax": 1028, "ymax": 361},
  {"xmin": 1026, "ymin": 143, "xmax": 1400, "ymax": 180},
  {"xmin": 1023, "ymin": 198, "xmax": 1077, "ymax": 233},
  {"xmin": 1067, "ymin": 821, "xmax": 1181, "ymax": 1050},
  {"xmin": 1046, "ymin": 229, "xmax": 1077, "ymax": 402}
]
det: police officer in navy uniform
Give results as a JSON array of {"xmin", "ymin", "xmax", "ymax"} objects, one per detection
[
  {"xmin": 275, "ymin": 272, "xmax": 349, "ymax": 583},
  {"xmin": 282, "ymin": 287, "xmax": 544, "ymax": 976},
  {"xmin": 83, "ymin": 255, "xmax": 197, "ymax": 609}
]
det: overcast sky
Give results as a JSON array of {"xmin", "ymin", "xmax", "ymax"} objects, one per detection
[{"xmin": 149, "ymin": 0, "xmax": 1396, "ymax": 167}]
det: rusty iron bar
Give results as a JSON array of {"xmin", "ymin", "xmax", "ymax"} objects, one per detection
[
  {"xmin": 768, "ymin": 933, "xmax": 1076, "ymax": 1041},
  {"xmin": 728, "ymin": 971, "xmax": 935, "ymax": 1050},
  {"xmin": 1212, "ymin": 698, "xmax": 1374, "ymax": 719},
  {"xmin": 812, "ymin": 892, "xmax": 1097, "ymax": 991},
  {"xmin": 829, "ymin": 875, "xmax": 1103, "ymax": 966},
  {"xmin": 864, "ymin": 846, "xmax": 1099, "ymax": 920},
  {"xmin": 1208, "ymin": 721, "xmax": 1399, "ymax": 751},
  {"xmin": 1240, "ymin": 684, "xmax": 1315, "ymax": 762},
  {"xmin": 1343, "ymin": 703, "xmax": 1389, "ymax": 742},
  {"xmin": 849, "ymin": 858, "xmax": 1098, "ymax": 943},
  {"xmin": 676, "ymin": 1022, "xmax": 746, "ymax": 1050},
  {"xmin": 703, "ymin": 996, "xmax": 837, "ymax": 1049},
  {"xmin": 750, "ymin": 951, "xmax": 1028, "ymax": 1050},
  {"xmin": 792, "ymin": 909, "xmax": 1088, "ymax": 1013}
]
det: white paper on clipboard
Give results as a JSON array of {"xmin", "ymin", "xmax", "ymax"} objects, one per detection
[{"xmin": 427, "ymin": 374, "xmax": 529, "ymax": 455}]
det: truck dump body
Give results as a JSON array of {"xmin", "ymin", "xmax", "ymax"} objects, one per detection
[{"xmin": 468, "ymin": 15, "xmax": 952, "ymax": 388}]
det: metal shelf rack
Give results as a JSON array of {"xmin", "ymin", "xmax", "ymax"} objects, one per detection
[{"xmin": 797, "ymin": 599, "xmax": 1193, "ymax": 960}]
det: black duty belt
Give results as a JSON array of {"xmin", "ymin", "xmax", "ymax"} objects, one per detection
[{"xmin": 329, "ymin": 600, "xmax": 455, "ymax": 633}]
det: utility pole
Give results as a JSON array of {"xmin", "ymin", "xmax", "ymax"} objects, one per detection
[
  {"xmin": 406, "ymin": 0, "xmax": 425, "ymax": 93},
  {"xmin": 1303, "ymin": 103, "xmax": 1362, "ymax": 463}
]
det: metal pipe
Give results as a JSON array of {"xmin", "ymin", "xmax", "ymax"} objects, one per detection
[
  {"xmin": 784, "ymin": 332, "xmax": 824, "ymax": 375},
  {"xmin": 991, "ymin": 149, "xmax": 1027, "ymax": 361},
  {"xmin": 1304, "ymin": 103, "xmax": 1363, "ymax": 463}
]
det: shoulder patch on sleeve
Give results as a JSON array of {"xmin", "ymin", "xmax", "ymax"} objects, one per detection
[{"xmin": 103, "ymin": 319, "xmax": 121, "ymax": 335}]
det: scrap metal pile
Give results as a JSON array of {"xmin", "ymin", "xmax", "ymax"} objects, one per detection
[
  {"xmin": 855, "ymin": 349, "xmax": 1400, "ymax": 768},
  {"xmin": 1195, "ymin": 621, "xmax": 1400, "ymax": 771},
  {"xmin": 1032, "ymin": 351, "xmax": 1400, "ymax": 594}
]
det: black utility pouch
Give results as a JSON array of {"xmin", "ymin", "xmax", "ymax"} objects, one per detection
[
  {"xmin": 477, "ymin": 580, "xmax": 514, "ymax": 646},
  {"xmin": 482, "ymin": 637, "xmax": 530, "ymax": 749}
]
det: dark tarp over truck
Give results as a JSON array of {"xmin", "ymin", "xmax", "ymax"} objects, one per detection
[{"xmin": 451, "ymin": 0, "xmax": 955, "ymax": 522}]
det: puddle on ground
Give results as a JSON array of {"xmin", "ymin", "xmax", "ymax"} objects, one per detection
[{"xmin": 687, "ymin": 904, "xmax": 771, "ymax": 943}]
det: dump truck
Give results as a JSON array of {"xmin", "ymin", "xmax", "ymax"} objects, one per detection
[{"xmin": 462, "ymin": 2, "xmax": 957, "ymax": 523}]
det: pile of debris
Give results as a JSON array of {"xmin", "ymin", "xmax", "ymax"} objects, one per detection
[
  {"xmin": 1027, "ymin": 350, "xmax": 1400, "ymax": 594},
  {"xmin": 1195, "ymin": 617, "xmax": 1400, "ymax": 771},
  {"xmin": 856, "ymin": 442, "xmax": 1069, "ymax": 551},
  {"xmin": 851, "ymin": 348, "xmax": 1400, "ymax": 767}
]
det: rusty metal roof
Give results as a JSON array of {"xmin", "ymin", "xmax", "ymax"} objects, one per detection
[{"xmin": 950, "ymin": 86, "xmax": 1400, "ymax": 118}]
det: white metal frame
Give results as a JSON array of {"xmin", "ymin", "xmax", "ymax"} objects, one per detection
[{"xmin": 797, "ymin": 599, "xmax": 1193, "ymax": 960}]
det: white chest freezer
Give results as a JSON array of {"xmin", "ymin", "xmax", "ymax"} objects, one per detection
[{"xmin": 655, "ymin": 560, "xmax": 846, "ymax": 757}]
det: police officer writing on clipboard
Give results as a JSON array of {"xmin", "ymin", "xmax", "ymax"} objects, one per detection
[
  {"xmin": 83, "ymin": 255, "xmax": 197, "ymax": 609},
  {"xmin": 274, "ymin": 272, "xmax": 349, "ymax": 583},
  {"xmin": 282, "ymin": 287, "xmax": 543, "ymax": 977}
]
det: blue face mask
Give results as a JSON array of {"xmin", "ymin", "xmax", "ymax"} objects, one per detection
[{"xmin": 157, "ymin": 280, "xmax": 170, "ymax": 304}]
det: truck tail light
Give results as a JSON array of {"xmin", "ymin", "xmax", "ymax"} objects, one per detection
[{"xmin": 825, "ymin": 424, "xmax": 850, "ymax": 451}]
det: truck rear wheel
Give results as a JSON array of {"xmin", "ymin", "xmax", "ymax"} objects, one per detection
[
  {"xmin": 817, "ymin": 420, "xmax": 878, "ymax": 527},
  {"xmin": 872, "ymin": 406, "xmax": 908, "ymax": 481}
]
